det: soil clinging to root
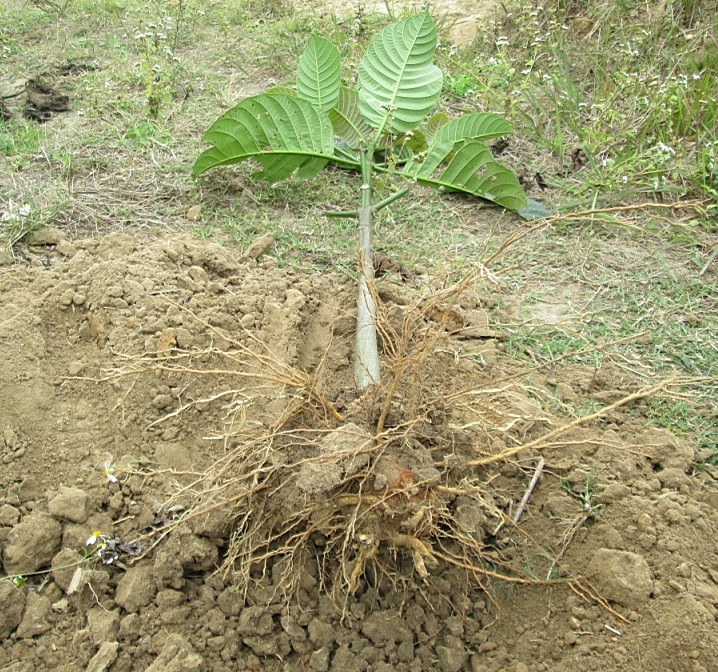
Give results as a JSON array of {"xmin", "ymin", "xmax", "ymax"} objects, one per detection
[{"xmin": 1, "ymin": 231, "xmax": 717, "ymax": 672}]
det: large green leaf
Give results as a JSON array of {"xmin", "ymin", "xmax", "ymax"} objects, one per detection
[
  {"xmin": 433, "ymin": 112, "xmax": 513, "ymax": 146},
  {"xmin": 357, "ymin": 11, "xmax": 443, "ymax": 134},
  {"xmin": 403, "ymin": 139, "xmax": 528, "ymax": 213},
  {"xmin": 328, "ymin": 86, "xmax": 372, "ymax": 149},
  {"xmin": 192, "ymin": 93, "xmax": 345, "ymax": 181},
  {"xmin": 402, "ymin": 112, "xmax": 514, "ymax": 177},
  {"xmin": 296, "ymin": 36, "xmax": 341, "ymax": 112},
  {"xmin": 425, "ymin": 112, "xmax": 449, "ymax": 143}
]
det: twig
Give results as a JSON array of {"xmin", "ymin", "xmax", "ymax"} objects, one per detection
[{"xmin": 512, "ymin": 458, "xmax": 545, "ymax": 523}]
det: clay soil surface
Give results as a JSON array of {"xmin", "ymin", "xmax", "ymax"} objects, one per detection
[{"xmin": 1, "ymin": 229, "xmax": 717, "ymax": 672}]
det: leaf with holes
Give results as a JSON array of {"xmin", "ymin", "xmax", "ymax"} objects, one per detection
[{"xmin": 404, "ymin": 140, "xmax": 528, "ymax": 213}]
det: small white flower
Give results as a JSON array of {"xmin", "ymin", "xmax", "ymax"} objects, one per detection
[
  {"xmin": 86, "ymin": 530, "xmax": 102, "ymax": 546},
  {"xmin": 1, "ymin": 201, "xmax": 31, "ymax": 222},
  {"xmin": 103, "ymin": 459, "xmax": 118, "ymax": 483}
]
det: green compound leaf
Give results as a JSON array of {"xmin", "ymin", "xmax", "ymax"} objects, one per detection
[{"xmin": 358, "ymin": 11, "xmax": 443, "ymax": 134}]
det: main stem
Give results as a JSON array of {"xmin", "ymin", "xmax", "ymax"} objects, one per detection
[{"xmin": 354, "ymin": 150, "xmax": 381, "ymax": 389}]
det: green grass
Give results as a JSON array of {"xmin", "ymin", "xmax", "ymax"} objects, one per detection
[
  {"xmin": 1, "ymin": 0, "xmax": 717, "ymax": 460},
  {"xmin": 438, "ymin": 0, "xmax": 718, "ymax": 208}
]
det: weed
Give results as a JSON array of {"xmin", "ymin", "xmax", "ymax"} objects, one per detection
[
  {"xmin": 28, "ymin": 0, "xmax": 73, "ymax": 15},
  {"xmin": 561, "ymin": 465, "xmax": 604, "ymax": 519},
  {"xmin": 440, "ymin": 0, "xmax": 718, "ymax": 204},
  {"xmin": 132, "ymin": 7, "xmax": 183, "ymax": 119},
  {"xmin": 1, "ymin": 200, "xmax": 35, "ymax": 247},
  {"xmin": 0, "ymin": 120, "xmax": 44, "ymax": 162},
  {"xmin": 125, "ymin": 120, "xmax": 169, "ymax": 146}
]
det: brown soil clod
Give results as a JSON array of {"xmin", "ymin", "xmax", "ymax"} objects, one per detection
[{"xmin": 23, "ymin": 78, "xmax": 70, "ymax": 123}]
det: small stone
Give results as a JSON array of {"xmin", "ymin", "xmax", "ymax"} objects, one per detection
[
  {"xmin": 56, "ymin": 240, "xmax": 77, "ymax": 258},
  {"xmin": 0, "ymin": 580, "xmax": 25, "ymax": 639},
  {"xmin": 52, "ymin": 598, "xmax": 69, "ymax": 613},
  {"xmin": 448, "ymin": 17, "xmax": 478, "ymax": 47},
  {"xmin": 296, "ymin": 461, "xmax": 343, "ymax": 496},
  {"xmin": 175, "ymin": 531, "xmax": 218, "ymax": 571},
  {"xmin": 17, "ymin": 592, "xmax": 52, "ymax": 638},
  {"xmin": 187, "ymin": 265, "xmax": 208, "ymax": 283},
  {"xmin": 85, "ymin": 641, "xmax": 119, "ymax": 672},
  {"xmin": 555, "ymin": 382, "xmax": 578, "ymax": 402},
  {"xmin": 3, "ymin": 513, "xmax": 62, "ymax": 574},
  {"xmin": 119, "ymin": 613, "xmax": 140, "ymax": 641},
  {"xmin": 240, "ymin": 313, "xmax": 256, "ymax": 329},
  {"xmin": 115, "ymin": 565, "xmax": 156, "ymax": 613},
  {"xmin": 152, "ymin": 393, "xmax": 174, "ymax": 410},
  {"xmin": 586, "ymin": 549, "xmax": 653, "ymax": 608},
  {"xmin": 330, "ymin": 645, "xmax": 364, "ymax": 672},
  {"xmin": 174, "ymin": 327, "xmax": 193, "ymax": 349},
  {"xmin": 72, "ymin": 293, "xmax": 87, "ymax": 306},
  {"xmin": 17, "ymin": 476, "xmax": 43, "ymax": 504},
  {"xmin": 48, "ymin": 486, "xmax": 90, "ymax": 523},
  {"xmin": 309, "ymin": 648, "xmax": 330, "ymax": 672},
  {"xmin": 87, "ymin": 607, "xmax": 120, "ymax": 645},
  {"xmin": 58, "ymin": 289, "xmax": 75, "ymax": 306},
  {"xmin": 238, "ymin": 606, "xmax": 273, "ymax": 638},
  {"xmin": 641, "ymin": 428, "xmax": 694, "ymax": 471},
  {"xmin": 243, "ymin": 232, "xmax": 274, "ymax": 260},
  {"xmin": 30, "ymin": 227, "xmax": 67, "ymax": 245},
  {"xmin": 145, "ymin": 633, "xmax": 203, "ymax": 672},
  {"xmin": 658, "ymin": 468, "xmax": 690, "ymax": 488},
  {"xmin": 105, "ymin": 285, "xmax": 124, "ymax": 298},
  {"xmin": 0, "ymin": 248, "xmax": 15, "ymax": 266},
  {"xmin": 51, "ymin": 549, "xmax": 85, "ymax": 593},
  {"xmin": 361, "ymin": 612, "xmax": 413, "ymax": 645},
  {"xmin": 185, "ymin": 205, "xmax": 202, "ymax": 221},
  {"xmin": 0, "ymin": 504, "xmax": 21, "ymax": 526},
  {"xmin": 3, "ymin": 427, "xmax": 19, "ymax": 449},
  {"xmin": 437, "ymin": 638, "xmax": 468, "ymax": 672},
  {"xmin": 308, "ymin": 618, "xmax": 335, "ymax": 648},
  {"xmin": 155, "ymin": 328, "xmax": 177, "ymax": 357}
]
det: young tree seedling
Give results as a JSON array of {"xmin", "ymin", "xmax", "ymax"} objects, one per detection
[{"xmin": 193, "ymin": 12, "xmax": 547, "ymax": 389}]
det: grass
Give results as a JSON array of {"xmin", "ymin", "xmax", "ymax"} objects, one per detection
[{"xmin": 0, "ymin": 0, "xmax": 717, "ymax": 460}]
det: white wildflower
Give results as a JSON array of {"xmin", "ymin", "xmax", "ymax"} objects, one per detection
[{"xmin": 103, "ymin": 459, "xmax": 118, "ymax": 483}]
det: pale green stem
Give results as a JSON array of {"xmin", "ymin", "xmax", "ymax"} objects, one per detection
[{"xmin": 354, "ymin": 150, "xmax": 380, "ymax": 389}]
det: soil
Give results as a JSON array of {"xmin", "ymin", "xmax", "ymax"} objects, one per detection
[{"xmin": 1, "ymin": 229, "xmax": 717, "ymax": 672}]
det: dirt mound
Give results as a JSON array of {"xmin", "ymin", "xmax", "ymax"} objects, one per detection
[{"xmin": 1, "ymin": 232, "xmax": 717, "ymax": 671}]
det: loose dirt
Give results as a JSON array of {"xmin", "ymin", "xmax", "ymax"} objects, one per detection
[{"xmin": 1, "ymin": 230, "xmax": 717, "ymax": 672}]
